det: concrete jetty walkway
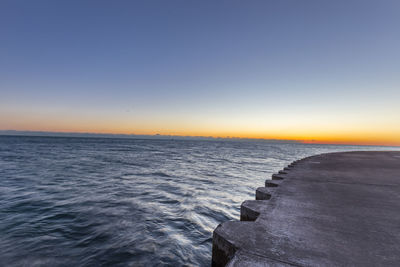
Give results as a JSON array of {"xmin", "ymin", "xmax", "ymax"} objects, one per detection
[{"xmin": 212, "ymin": 151, "xmax": 400, "ymax": 266}]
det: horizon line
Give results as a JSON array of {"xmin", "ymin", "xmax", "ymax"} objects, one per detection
[{"xmin": 1, "ymin": 130, "xmax": 399, "ymax": 147}]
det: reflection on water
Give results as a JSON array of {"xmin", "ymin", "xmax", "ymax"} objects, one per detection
[{"xmin": 0, "ymin": 136, "xmax": 397, "ymax": 266}]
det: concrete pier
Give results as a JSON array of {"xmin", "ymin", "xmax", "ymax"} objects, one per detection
[{"xmin": 212, "ymin": 151, "xmax": 400, "ymax": 266}]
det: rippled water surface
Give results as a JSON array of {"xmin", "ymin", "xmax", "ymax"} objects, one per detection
[{"xmin": 0, "ymin": 136, "xmax": 398, "ymax": 266}]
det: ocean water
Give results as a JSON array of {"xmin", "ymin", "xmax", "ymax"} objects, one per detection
[{"xmin": 0, "ymin": 136, "xmax": 398, "ymax": 266}]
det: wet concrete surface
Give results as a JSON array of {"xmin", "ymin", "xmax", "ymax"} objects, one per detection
[{"xmin": 212, "ymin": 151, "xmax": 400, "ymax": 266}]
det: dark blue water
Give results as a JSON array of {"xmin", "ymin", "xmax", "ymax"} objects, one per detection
[{"xmin": 0, "ymin": 136, "xmax": 398, "ymax": 266}]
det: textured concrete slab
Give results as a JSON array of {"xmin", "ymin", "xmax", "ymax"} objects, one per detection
[{"xmin": 212, "ymin": 151, "xmax": 400, "ymax": 266}]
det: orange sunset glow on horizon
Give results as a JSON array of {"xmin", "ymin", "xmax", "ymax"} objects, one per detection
[{"xmin": 1, "ymin": 120, "xmax": 399, "ymax": 147}]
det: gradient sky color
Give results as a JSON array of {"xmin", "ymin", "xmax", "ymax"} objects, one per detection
[{"xmin": 1, "ymin": 1, "xmax": 400, "ymax": 146}]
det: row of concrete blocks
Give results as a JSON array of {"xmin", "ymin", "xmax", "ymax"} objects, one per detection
[
  {"xmin": 240, "ymin": 160, "xmax": 298, "ymax": 222},
  {"xmin": 211, "ymin": 157, "xmax": 312, "ymax": 266}
]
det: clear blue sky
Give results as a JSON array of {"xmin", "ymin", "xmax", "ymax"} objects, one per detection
[{"xmin": 1, "ymin": 1, "xmax": 399, "ymax": 145}]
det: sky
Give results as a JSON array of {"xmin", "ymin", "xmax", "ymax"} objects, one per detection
[{"xmin": 1, "ymin": 0, "xmax": 400, "ymax": 146}]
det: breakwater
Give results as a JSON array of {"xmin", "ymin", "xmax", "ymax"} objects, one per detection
[{"xmin": 212, "ymin": 151, "xmax": 400, "ymax": 266}]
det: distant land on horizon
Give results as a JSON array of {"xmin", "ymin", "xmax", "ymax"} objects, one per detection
[
  {"xmin": 0, "ymin": 130, "xmax": 302, "ymax": 143},
  {"xmin": 1, "ymin": 130, "xmax": 399, "ymax": 147}
]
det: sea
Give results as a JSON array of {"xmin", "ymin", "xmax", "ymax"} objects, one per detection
[{"xmin": 0, "ymin": 135, "xmax": 398, "ymax": 266}]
